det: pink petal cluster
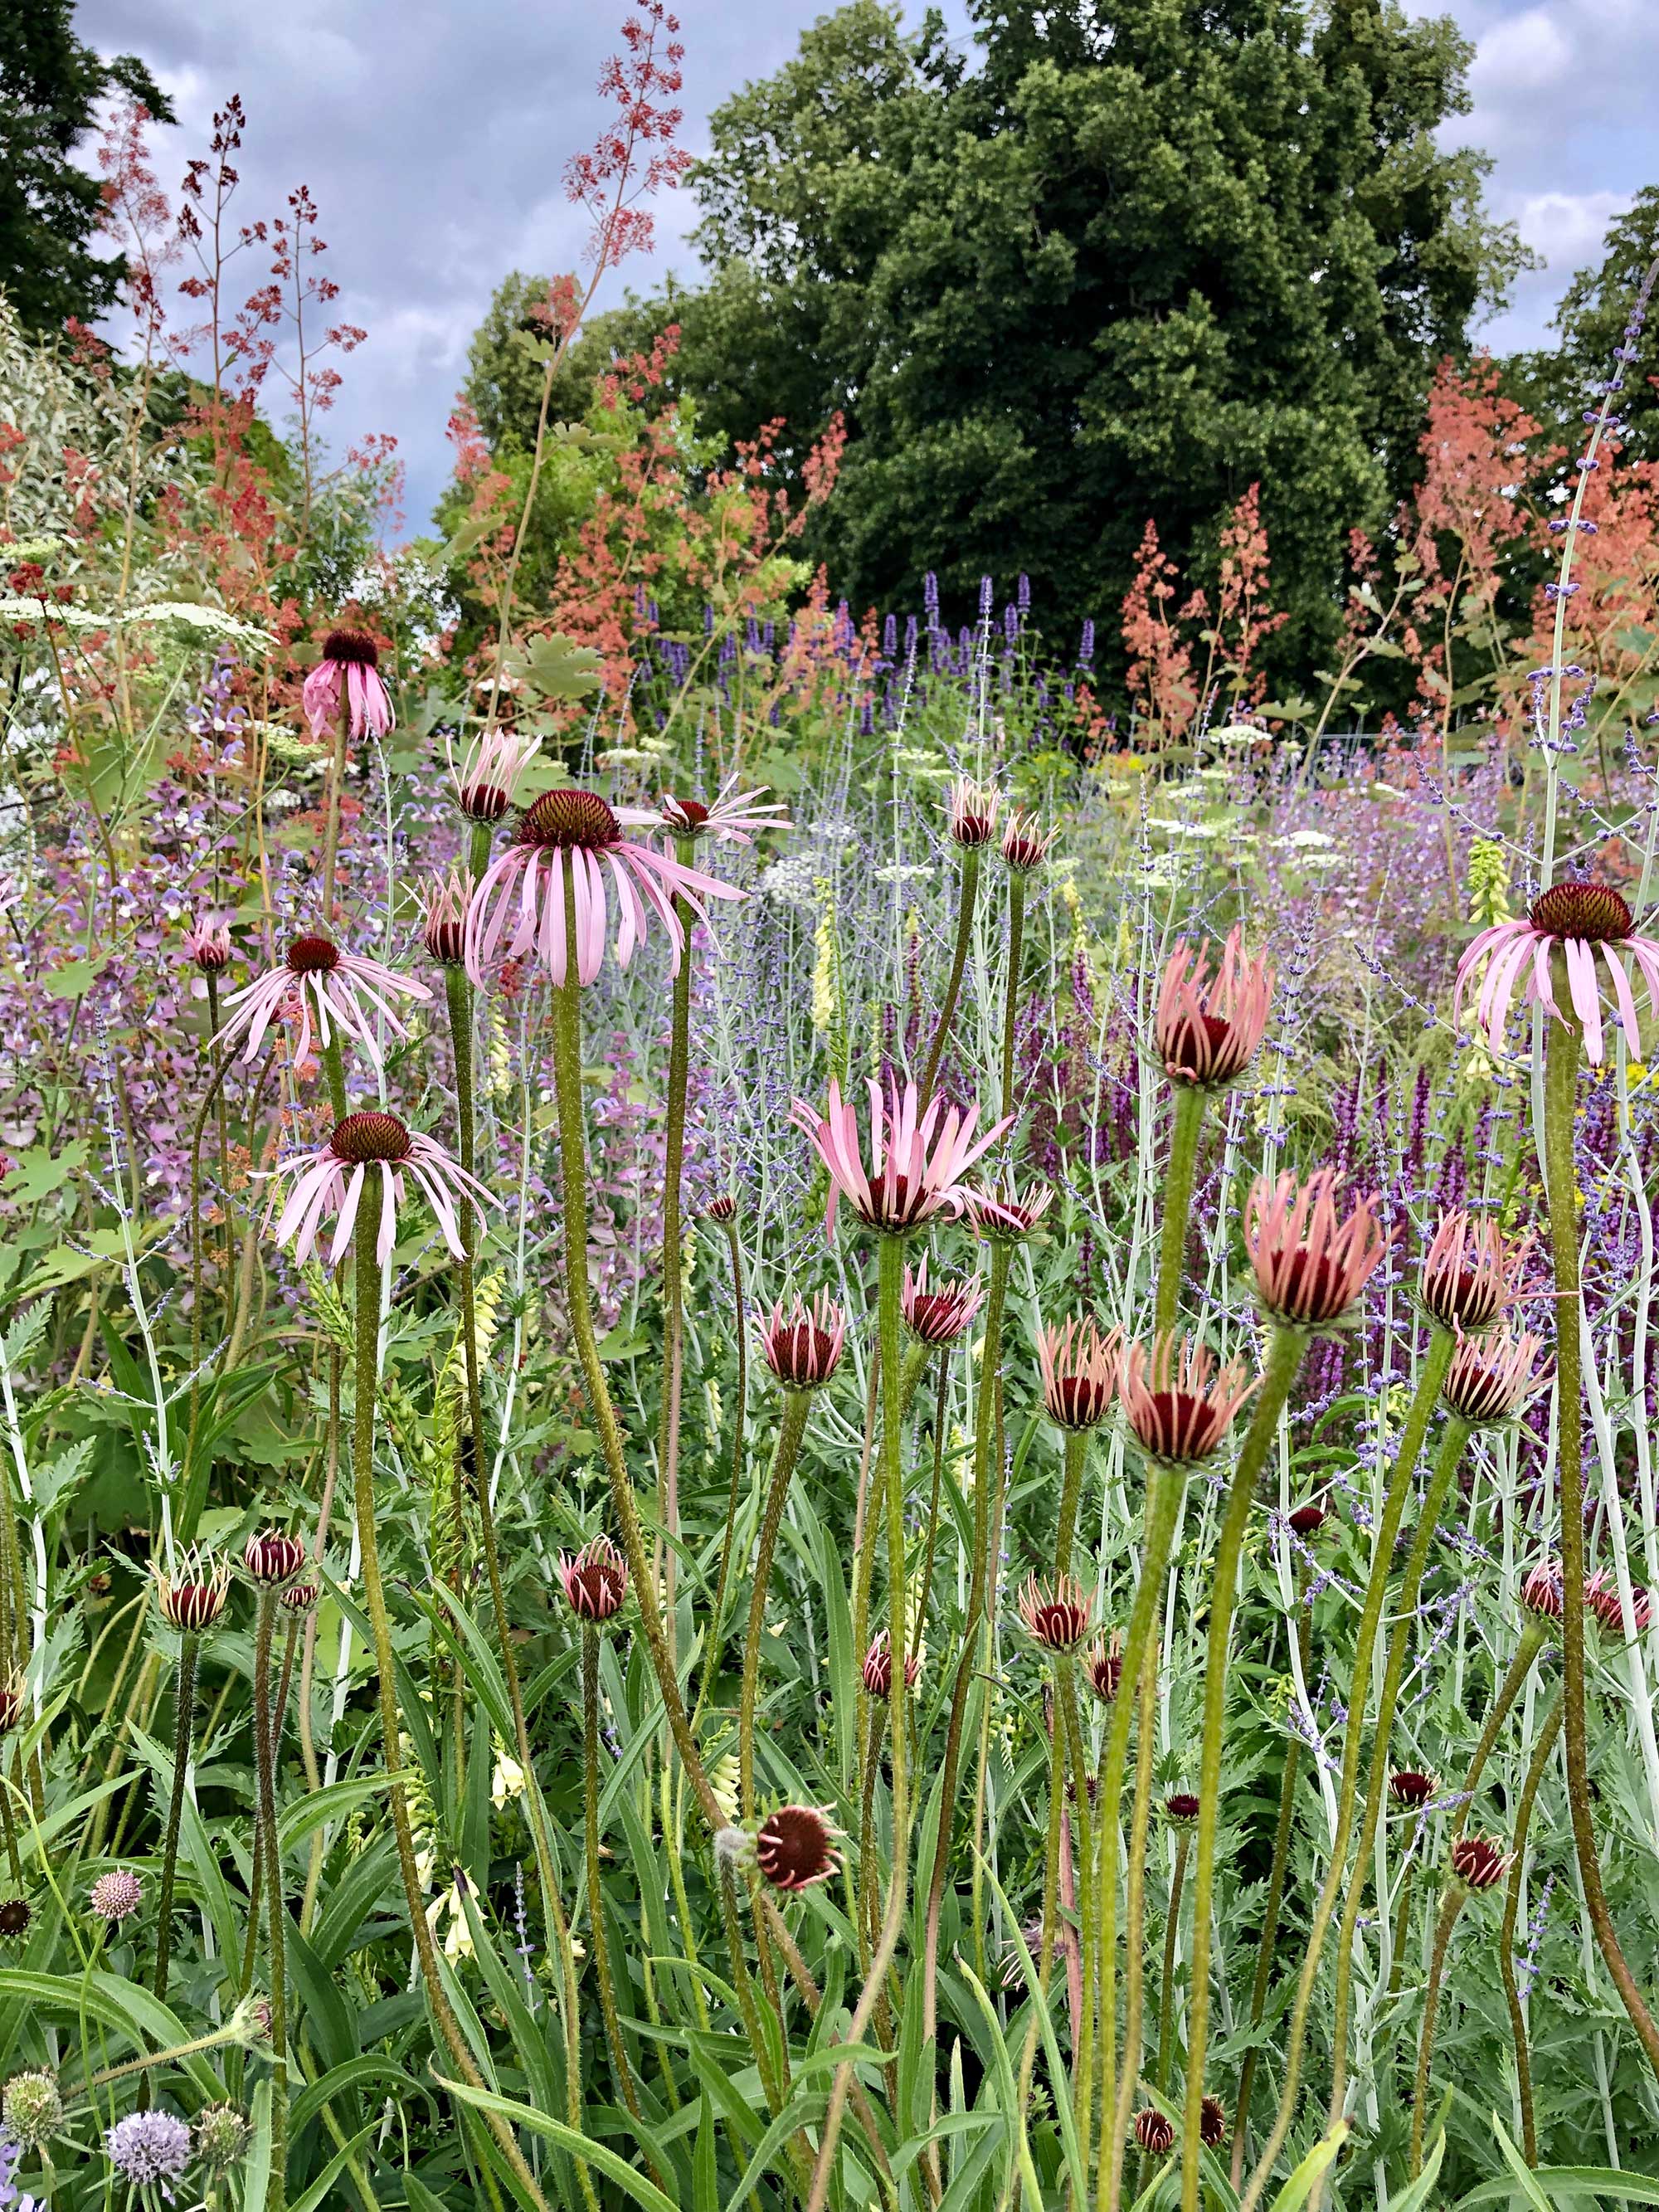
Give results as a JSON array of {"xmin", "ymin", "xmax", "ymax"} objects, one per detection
[
  {"xmin": 1154, "ymin": 925, "xmax": 1274, "ymax": 1089},
  {"xmin": 301, "ymin": 631, "xmax": 395, "ymax": 741},
  {"xmin": 1456, "ymin": 881, "xmax": 1659, "ymax": 1066},
  {"xmin": 791, "ymin": 1077, "xmax": 1011, "ymax": 1238},
  {"xmin": 620, "ymin": 776, "xmax": 790, "ymax": 845},
  {"xmin": 1244, "ymin": 1169, "xmax": 1389, "ymax": 1328},
  {"xmin": 216, "ymin": 935, "xmax": 429, "ymax": 1074},
  {"xmin": 271, "ymin": 1110, "xmax": 491, "ymax": 1267}
]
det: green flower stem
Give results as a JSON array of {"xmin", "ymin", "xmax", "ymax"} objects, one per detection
[
  {"xmin": 1323, "ymin": 1408, "xmax": 1472, "ymax": 2142},
  {"xmin": 1155, "ymin": 1086, "xmax": 1207, "ymax": 1337},
  {"xmin": 1104, "ymin": 1630, "xmax": 1161, "ymax": 2199},
  {"xmin": 1230, "ymin": 1569, "xmax": 1311, "ymax": 2180},
  {"xmin": 1178, "ymin": 1321, "xmax": 1307, "ymax": 2212},
  {"xmin": 1056, "ymin": 1428, "xmax": 1089, "ymax": 1581},
  {"xmin": 582, "ymin": 1621, "xmax": 645, "ymax": 2126},
  {"xmin": 151, "ymin": 1629, "xmax": 198, "ymax": 2000},
  {"xmin": 859, "ymin": 1702, "xmax": 888, "ymax": 1964},
  {"xmin": 921, "ymin": 1240, "xmax": 1012, "ymax": 2046},
  {"xmin": 1155, "ymin": 1829, "xmax": 1191, "ymax": 2097},
  {"xmin": 1058, "ymin": 1665, "xmax": 1097, "ymax": 2154},
  {"xmin": 654, "ymin": 836, "xmax": 698, "ymax": 1649},
  {"xmin": 1501, "ymin": 1688, "xmax": 1564, "ymax": 2166},
  {"xmin": 1409, "ymin": 1880, "xmax": 1470, "ymax": 2177},
  {"xmin": 919, "ymin": 847, "xmax": 980, "ymax": 1108},
  {"xmin": 1452, "ymin": 1621, "xmax": 1548, "ymax": 1843},
  {"xmin": 1000, "ymin": 871, "xmax": 1027, "ymax": 1118},
  {"xmin": 1239, "ymin": 1324, "xmax": 1457, "ymax": 2212},
  {"xmin": 1386, "ymin": 1860, "xmax": 1418, "ymax": 2005},
  {"xmin": 1542, "ymin": 983, "xmax": 1659, "ymax": 2080},
  {"xmin": 251, "ymin": 1587, "xmax": 288, "ymax": 2212},
  {"xmin": 320, "ymin": 1034, "xmax": 347, "ymax": 1123},
  {"xmin": 876, "ymin": 1235, "xmax": 911, "ymax": 1945},
  {"xmin": 970, "ymin": 1365, "xmax": 1012, "ymax": 1966},
  {"xmin": 350, "ymin": 1220, "xmax": 551, "ymax": 2212},
  {"xmin": 71, "ymin": 2014, "xmax": 253, "ymax": 2100},
  {"xmin": 1014, "ymin": 1655, "xmax": 1074, "ymax": 2121},
  {"xmin": 693, "ymin": 1216, "xmax": 749, "ymax": 1729},
  {"xmin": 738, "ymin": 1391, "xmax": 811, "ymax": 1817},
  {"xmin": 204, "ymin": 969, "xmax": 231, "ymax": 1282},
  {"xmin": 718, "ymin": 1856, "xmax": 786, "ymax": 2120}
]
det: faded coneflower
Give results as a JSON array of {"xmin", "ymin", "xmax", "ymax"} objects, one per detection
[
  {"xmin": 792, "ymin": 1076, "xmax": 1010, "ymax": 1240},
  {"xmin": 1442, "ymin": 1328, "xmax": 1549, "ymax": 1428},
  {"xmin": 215, "ymin": 933, "xmax": 429, "ymax": 1074},
  {"xmin": 862, "ymin": 1630, "xmax": 921, "ymax": 1700},
  {"xmin": 447, "ymin": 724, "xmax": 542, "ymax": 824},
  {"xmin": 755, "ymin": 1804, "xmax": 843, "ymax": 1893},
  {"xmin": 557, "ymin": 1537, "xmax": 628, "ymax": 1623},
  {"xmin": 420, "ymin": 868, "xmax": 472, "ymax": 967},
  {"xmin": 1198, "ymin": 2094, "xmax": 1228, "ymax": 2151},
  {"xmin": 760, "ymin": 1293, "xmax": 846, "ymax": 1391},
  {"xmin": 465, "ymin": 787, "xmax": 741, "ymax": 988},
  {"xmin": 152, "ymin": 1546, "xmax": 229, "ymax": 1632},
  {"xmin": 1244, "ymin": 1169, "xmax": 1389, "ymax": 1330},
  {"xmin": 1587, "ymin": 1568, "xmax": 1653, "ymax": 1641},
  {"xmin": 628, "ymin": 777, "xmax": 789, "ymax": 845},
  {"xmin": 194, "ymin": 2103, "xmax": 253, "ymax": 2176},
  {"xmin": 1457, "ymin": 879, "xmax": 1659, "ymax": 1066},
  {"xmin": 901, "ymin": 1261, "xmax": 984, "ymax": 1346},
  {"xmin": 1154, "ymin": 926, "xmax": 1274, "ymax": 1090},
  {"xmin": 700, "ymin": 1191, "xmax": 737, "ymax": 1224},
  {"xmin": 244, "ymin": 1532, "xmax": 306, "ymax": 1588},
  {"xmin": 1038, "ymin": 1318, "xmax": 1120, "ymax": 1432},
  {"xmin": 183, "ymin": 913, "xmax": 232, "ymax": 973},
  {"xmin": 1120, "ymin": 1332, "xmax": 1258, "ymax": 1464},
  {"xmin": 302, "ymin": 629, "xmax": 394, "ymax": 740},
  {"xmin": 0, "ymin": 1678, "xmax": 22, "ymax": 1732},
  {"xmin": 271, "ymin": 1110, "xmax": 491, "ymax": 1269},
  {"xmin": 1000, "ymin": 806, "xmax": 1056, "ymax": 872},
  {"xmin": 946, "ymin": 777, "xmax": 1002, "ymax": 850},
  {"xmin": 1419, "ymin": 1208, "xmax": 1523, "ymax": 1333},
  {"xmin": 2, "ymin": 2068, "xmax": 60, "ymax": 2151},
  {"xmin": 1018, "ymin": 1573, "xmax": 1093, "ymax": 1654}
]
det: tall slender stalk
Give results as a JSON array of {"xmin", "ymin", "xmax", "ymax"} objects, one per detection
[
  {"xmin": 581, "ymin": 1621, "xmax": 645, "ymax": 2123},
  {"xmin": 151, "ymin": 1629, "xmax": 198, "ymax": 2001},
  {"xmin": 1155, "ymin": 1826, "xmax": 1191, "ymax": 2095},
  {"xmin": 874, "ymin": 1235, "xmax": 911, "ymax": 1969},
  {"xmin": 919, "ymin": 847, "xmax": 980, "ymax": 1107},
  {"xmin": 738, "ymin": 1391, "xmax": 811, "ymax": 1815},
  {"xmin": 251, "ymin": 1589, "xmax": 287, "ymax": 2211},
  {"xmin": 693, "ymin": 1213, "xmax": 748, "ymax": 1727},
  {"xmin": 1500, "ymin": 1689, "xmax": 1564, "ymax": 2165},
  {"xmin": 1155, "ymin": 1087, "xmax": 1206, "ymax": 1337},
  {"xmin": 1409, "ymin": 1879, "xmax": 1469, "ymax": 2176},
  {"xmin": 654, "ymin": 836, "xmax": 697, "ymax": 1648},
  {"xmin": 1451, "ymin": 1621, "xmax": 1548, "ymax": 1842},
  {"xmin": 319, "ymin": 689, "xmax": 349, "ymax": 923},
  {"xmin": 1000, "ymin": 872, "xmax": 1026, "ymax": 1118}
]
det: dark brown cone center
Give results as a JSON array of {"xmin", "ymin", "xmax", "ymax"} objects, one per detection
[
  {"xmin": 758, "ymin": 1806, "xmax": 833, "ymax": 1885},
  {"xmin": 1165, "ymin": 1009, "xmax": 1233, "ymax": 1076},
  {"xmin": 323, "ymin": 628, "xmax": 379, "ymax": 667},
  {"xmin": 517, "ymin": 788, "xmax": 620, "ymax": 850},
  {"xmin": 1277, "ymin": 1248, "xmax": 1350, "ymax": 1324},
  {"xmin": 287, "ymin": 933, "xmax": 341, "ymax": 976},
  {"xmin": 907, "ymin": 1293, "xmax": 962, "ymax": 1342},
  {"xmin": 331, "ymin": 1110, "xmax": 413, "ymax": 1165},
  {"xmin": 1529, "ymin": 880, "xmax": 1632, "ymax": 943},
  {"xmin": 771, "ymin": 1323, "xmax": 834, "ymax": 1381}
]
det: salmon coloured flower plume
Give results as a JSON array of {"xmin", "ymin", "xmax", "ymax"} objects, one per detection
[
  {"xmin": 1456, "ymin": 879, "xmax": 1659, "ymax": 1065},
  {"xmin": 1244, "ymin": 1169, "xmax": 1389, "ymax": 1329},
  {"xmin": 302, "ymin": 629, "xmax": 394, "ymax": 740},
  {"xmin": 1120, "ymin": 1331, "xmax": 1258, "ymax": 1464},
  {"xmin": 1154, "ymin": 925, "xmax": 1274, "ymax": 1089},
  {"xmin": 625, "ymin": 777, "xmax": 789, "ymax": 845},
  {"xmin": 464, "ymin": 787, "xmax": 741, "ymax": 989},
  {"xmin": 215, "ymin": 933, "xmax": 429, "ymax": 1074},
  {"xmin": 447, "ymin": 724, "xmax": 542, "ymax": 824},
  {"xmin": 791, "ymin": 1076, "xmax": 1011, "ymax": 1239},
  {"xmin": 271, "ymin": 1110, "xmax": 491, "ymax": 1268}
]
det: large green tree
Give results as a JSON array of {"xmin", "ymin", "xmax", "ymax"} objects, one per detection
[
  {"xmin": 1513, "ymin": 187, "xmax": 1659, "ymax": 464},
  {"xmin": 0, "ymin": 0, "xmax": 173, "ymax": 334}
]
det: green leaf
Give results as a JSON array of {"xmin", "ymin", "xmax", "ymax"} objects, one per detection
[
  {"xmin": 509, "ymin": 631, "xmax": 603, "ymax": 701},
  {"xmin": 42, "ymin": 958, "xmax": 103, "ymax": 1000},
  {"xmin": 1, "ymin": 1141, "xmax": 88, "ymax": 1208},
  {"xmin": 435, "ymin": 2076, "xmax": 680, "ymax": 2212},
  {"xmin": 1264, "ymin": 2121, "xmax": 1349, "ymax": 2212}
]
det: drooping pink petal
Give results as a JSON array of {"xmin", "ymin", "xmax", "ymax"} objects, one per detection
[
  {"xmin": 1598, "ymin": 944, "xmax": 1644, "ymax": 1059},
  {"xmin": 1564, "ymin": 936, "xmax": 1604, "ymax": 1063},
  {"xmin": 328, "ymin": 1162, "xmax": 367, "ymax": 1269}
]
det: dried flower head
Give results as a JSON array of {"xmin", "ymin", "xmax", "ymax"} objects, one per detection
[
  {"xmin": 1164, "ymin": 1792, "xmax": 1202, "ymax": 1828},
  {"xmin": 861, "ymin": 1630, "xmax": 921, "ymax": 1700},
  {"xmin": 557, "ymin": 1537, "xmax": 629, "ymax": 1623},
  {"xmin": 153, "ymin": 1546, "xmax": 230, "ymax": 1633},
  {"xmin": 1199, "ymin": 2094, "xmax": 1228, "ymax": 2150},
  {"xmin": 754, "ymin": 1805, "xmax": 842, "ymax": 1893},
  {"xmin": 1389, "ymin": 1769, "xmax": 1438, "ymax": 1810},
  {"xmin": 946, "ymin": 778, "xmax": 1001, "ymax": 850},
  {"xmin": 303, "ymin": 627, "xmax": 393, "ymax": 739},
  {"xmin": 901, "ymin": 1260, "xmax": 985, "ymax": 1346},
  {"xmin": 1587, "ymin": 1568, "xmax": 1653, "ymax": 1641},
  {"xmin": 1244, "ymin": 1170, "xmax": 1389, "ymax": 1329},
  {"xmin": 447, "ymin": 724, "xmax": 542, "ymax": 824},
  {"xmin": 89, "ymin": 1869, "xmax": 144, "ymax": 1925},
  {"xmin": 271, "ymin": 1110, "xmax": 491, "ymax": 1269},
  {"xmin": 1457, "ymin": 878, "xmax": 1659, "ymax": 1066},
  {"xmin": 183, "ymin": 912, "xmax": 232, "ymax": 973},
  {"xmin": 1442, "ymin": 1328, "xmax": 1548, "ymax": 1428},
  {"xmin": 1086, "ymin": 1637, "xmax": 1123, "ymax": 1703},
  {"xmin": 1000, "ymin": 807, "xmax": 1056, "ymax": 872},
  {"xmin": 1449, "ymin": 1833, "xmax": 1511, "ymax": 1892},
  {"xmin": 962, "ymin": 1177, "xmax": 1053, "ymax": 1242},
  {"xmin": 1134, "ymin": 2107, "xmax": 1175, "ymax": 2156},
  {"xmin": 792, "ymin": 1077, "xmax": 1010, "ymax": 1239},
  {"xmin": 105, "ymin": 2107, "xmax": 192, "ymax": 2191},
  {"xmin": 243, "ymin": 1531, "xmax": 306, "ymax": 1587},
  {"xmin": 1037, "ymin": 1317, "xmax": 1120, "ymax": 1431},
  {"xmin": 1154, "ymin": 927, "xmax": 1273, "ymax": 1090},
  {"xmin": 2, "ymin": 2068, "xmax": 61, "ymax": 2150},
  {"xmin": 1520, "ymin": 1562, "xmax": 1564, "ymax": 1621},
  {"xmin": 1419, "ymin": 1210, "xmax": 1522, "ymax": 1333},
  {"xmin": 1121, "ymin": 1331, "xmax": 1258, "ymax": 1464},
  {"xmin": 421, "ymin": 867, "xmax": 472, "ymax": 967},
  {"xmin": 195, "ymin": 2102, "xmax": 253, "ymax": 2175},
  {"xmin": 1017, "ymin": 1573, "xmax": 1093, "ymax": 1654},
  {"xmin": 216, "ymin": 933, "xmax": 429, "ymax": 1076},
  {"xmin": 761, "ymin": 1292, "xmax": 846, "ymax": 1390}
]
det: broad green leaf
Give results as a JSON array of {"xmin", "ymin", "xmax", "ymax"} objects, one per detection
[{"xmin": 436, "ymin": 2076, "xmax": 680, "ymax": 2212}]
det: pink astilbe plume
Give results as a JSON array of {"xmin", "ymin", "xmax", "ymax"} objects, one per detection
[
  {"xmin": 791, "ymin": 1077, "xmax": 1011, "ymax": 1239},
  {"xmin": 1456, "ymin": 879, "xmax": 1659, "ymax": 1066},
  {"xmin": 216, "ymin": 933, "xmax": 429, "ymax": 1073},
  {"xmin": 302, "ymin": 629, "xmax": 394, "ymax": 740},
  {"xmin": 270, "ymin": 1110, "xmax": 491, "ymax": 1268}
]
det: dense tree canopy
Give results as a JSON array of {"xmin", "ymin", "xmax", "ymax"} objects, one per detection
[
  {"xmin": 1516, "ymin": 187, "xmax": 1659, "ymax": 465},
  {"xmin": 0, "ymin": 0, "xmax": 173, "ymax": 334}
]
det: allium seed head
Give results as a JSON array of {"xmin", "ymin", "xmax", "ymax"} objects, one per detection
[
  {"xmin": 1121, "ymin": 1332, "xmax": 1258, "ymax": 1464},
  {"xmin": 761, "ymin": 1292, "xmax": 845, "ymax": 1390},
  {"xmin": 1017, "ymin": 1573, "xmax": 1093, "ymax": 1654},
  {"xmin": 1450, "ymin": 1833, "xmax": 1510, "ymax": 1891},
  {"xmin": 557, "ymin": 1537, "xmax": 628, "ymax": 1623},
  {"xmin": 754, "ymin": 1805, "xmax": 842, "ymax": 1893}
]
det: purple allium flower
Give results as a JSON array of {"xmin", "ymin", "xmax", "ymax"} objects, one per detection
[{"xmin": 105, "ymin": 2107, "xmax": 192, "ymax": 2191}]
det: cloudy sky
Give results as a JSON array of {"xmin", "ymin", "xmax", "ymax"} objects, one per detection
[{"xmin": 80, "ymin": 0, "xmax": 1658, "ymax": 532}]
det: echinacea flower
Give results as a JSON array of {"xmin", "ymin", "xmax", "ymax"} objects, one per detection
[
  {"xmin": 89, "ymin": 1869, "xmax": 143, "ymax": 1925},
  {"xmin": 963, "ymin": 1177, "xmax": 1053, "ymax": 1241},
  {"xmin": 1017, "ymin": 1573, "xmax": 1093, "ymax": 1654},
  {"xmin": 861, "ymin": 1630, "xmax": 921, "ymax": 1699},
  {"xmin": 215, "ymin": 933, "xmax": 429, "ymax": 1074},
  {"xmin": 1457, "ymin": 879, "xmax": 1659, "ymax": 1066},
  {"xmin": 1389, "ymin": 1769, "xmax": 1438, "ymax": 1810},
  {"xmin": 1037, "ymin": 1318, "xmax": 1120, "ymax": 1430},
  {"xmin": 465, "ymin": 787, "xmax": 742, "ymax": 989},
  {"xmin": 557, "ymin": 1537, "xmax": 628, "ymax": 1622},
  {"xmin": 1154, "ymin": 926, "xmax": 1273, "ymax": 1089},
  {"xmin": 1419, "ymin": 1209, "xmax": 1523, "ymax": 1333},
  {"xmin": 1520, "ymin": 1562, "xmax": 1564, "ymax": 1620},
  {"xmin": 761, "ymin": 1293, "xmax": 846, "ymax": 1390},
  {"xmin": 1120, "ymin": 1332, "xmax": 1258, "ymax": 1464},
  {"xmin": 0, "ymin": 1678, "xmax": 22, "ymax": 1732},
  {"xmin": 152, "ymin": 1546, "xmax": 229, "ymax": 1632},
  {"xmin": 701, "ymin": 1192, "xmax": 738, "ymax": 1225},
  {"xmin": 1587, "ymin": 1568, "xmax": 1653, "ymax": 1641},
  {"xmin": 270, "ymin": 1110, "xmax": 491, "ymax": 1268},
  {"xmin": 901, "ymin": 1260, "xmax": 984, "ymax": 1345},
  {"xmin": 754, "ymin": 1804, "xmax": 842, "ymax": 1893},
  {"xmin": 302, "ymin": 629, "xmax": 394, "ymax": 740},
  {"xmin": 280, "ymin": 1580, "xmax": 319, "ymax": 1615},
  {"xmin": 1199, "ymin": 2095, "xmax": 1228, "ymax": 2151},
  {"xmin": 243, "ymin": 1531, "xmax": 306, "ymax": 1587},
  {"xmin": 1134, "ymin": 2107, "xmax": 1175, "ymax": 2156},
  {"xmin": 105, "ymin": 2107, "xmax": 192, "ymax": 2190},
  {"xmin": 1449, "ymin": 1834, "xmax": 1510, "ymax": 1892},
  {"xmin": 0, "ymin": 1897, "xmax": 32, "ymax": 1946},
  {"xmin": 625, "ymin": 777, "xmax": 789, "ymax": 845},
  {"xmin": 447, "ymin": 724, "xmax": 542, "ymax": 823},
  {"xmin": 183, "ymin": 913, "xmax": 232, "ymax": 974},
  {"xmin": 946, "ymin": 777, "xmax": 1001, "ymax": 850},
  {"xmin": 791, "ymin": 1077, "xmax": 1010, "ymax": 1240},
  {"xmin": 420, "ymin": 868, "xmax": 471, "ymax": 967},
  {"xmin": 1287, "ymin": 1500, "xmax": 1329, "ymax": 1539},
  {"xmin": 1087, "ymin": 1637, "xmax": 1123, "ymax": 1703},
  {"xmin": 1442, "ymin": 1328, "xmax": 1548, "ymax": 1428},
  {"xmin": 1244, "ymin": 1170, "xmax": 1389, "ymax": 1330},
  {"xmin": 1000, "ymin": 807, "xmax": 1056, "ymax": 872},
  {"xmin": 1164, "ymin": 1791, "xmax": 1201, "ymax": 1826}
]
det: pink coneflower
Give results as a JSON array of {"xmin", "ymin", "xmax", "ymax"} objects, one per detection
[
  {"xmin": 270, "ymin": 1110, "xmax": 491, "ymax": 1268},
  {"xmin": 1587, "ymin": 1568, "xmax": 1653, "ymax": 1641},
  {"xmin": 420, "ymin": 869, "xmax": 471, "ymax": 967},
  {"xmin": 1134, "ymin": 2108, "xmax": 1175, "ymax": 2156},
  {"xmin": 1457, "ymin": 879, "xmax": 1659, "ymax": 1066},
  {"xmin": 754, "ymin": 1804, "xmax": 842, "ymax": 1893},
  {"xmin": 1389, "ymin": 1769, "xmax": 1438, "ymax": 1810},
  {"xmin": 861, "ymin": 1630, "xmax": 921, "ymax": 1699},
  {"xmin": 1087, "ymin": 1637, "xmax": 1123, "ymax": 1703},
  {"xmin": 302, "ymin": 629, "xmax": 394, "ymax": 741},
  {"xmin": 1000, "ymin": 806, "xmax": 1056, "ymax": 872},
  {"xmin": 1244, "ymin": 1170, "xmax": 1389, "ymax": 1330},
  {"xmin": 791, "ymin": 1077, "xmax": 1010, "ymax": 1240},
  {"xmin": 1017, "ymin": 1573, "xmax": 1093, "ymax": 1653},
  {"xmin": 1037, "ymin": 1318, "xmax": 1120, "ymax": 1431},
  {"xmin": 946, "ymin": 778, "xmax": 1001, "ymax": 850},
  {"xmin": 700, "ymin": 1192, "xmax": 738, "ymax": 1225},
  {"xmin": 216, "ymin": 933, "xmax": 429, "ymax": 1074},
  {"xmin": 447, "ymin": 724, "xmax": 542, "ymax": 824},
  {"xmin": 1154, "ymin": 926, "xmax": 1273, "ymax": 1089},
  {"xmin": 183, "ymin": 914, "xmax": 232, "ymax": 974},
  {"xmin": 280, "ymin": 1581, "xmax": 319, "ymax": 1615},
  {"xmin": 1120, "ymin": 1332, "xmax": 1258, "ymax": 1464},
  {"xmin": 1419, "ymin": 1209, "xmax": 1522, "ymax": 1333},
  {"xmin": 1520, "ymin": 1562, "xmax": 1564, "ymax": 1621},
  {"xmin": 465, "ymin": 787, "xmax": 741, "ymax": 989},
  {"xmin": 1442, "ymin": 1328, "xmax": 1548, "ymax": 1427},
  {"xmin": 761, "ymin": 1293, "xmax": 845, "ymax": 1391},
  {"xmin": 624, "ymin": 777, "xmax": 789, "ymax": 845},
  {"xmin": 557, "ymin": 1537, "xmax": 628, "ymax": 1622},
  {"xmin": 243, "ymin": 1531, "xmax": 306, "ymax": 1587},
  {"xmin": 901, "ymin": 1260, "xmax": 985, "ymax": 1346},
  {"xmin": 962, "ymin": 1176, "xmax": 1054, "ymax": 1242},
  {"xmin": 1449, "ymin": 1834, "xmax": 1510, "ymax": 1892},
  {"xmin": 153, "ymin": 1547, "xmax": 229, "ymax": 1633}
]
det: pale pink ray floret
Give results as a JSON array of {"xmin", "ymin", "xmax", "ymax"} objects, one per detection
[
  {"xmin": 447, "ymin": 724, "xmax": 542, "ymax": 825},
  {"xmin": 464, "ymin": 787, "xmax": 742, "ymax": 990},
  {"xmin": 270, "ymin": 1110, "xmax": 492, "ymax": 1269},
  {"xmin": 301, "ymin": 630, "xmax": 395, "ymax": 742},
  {"xmin": 215, "ymin": 934, "xmax": 430, "ymax": 1074},
  {"xmin": 618, "ymin": 775, "xmax": 791, "ymax": 845},
  {"xmin": 791, "ymin": 1076, "xmax": 1013, "ymax": 1238},
  {"xmin": 1455, "ymin": 879, "xmax": 1659, "ymax": 1068}
]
